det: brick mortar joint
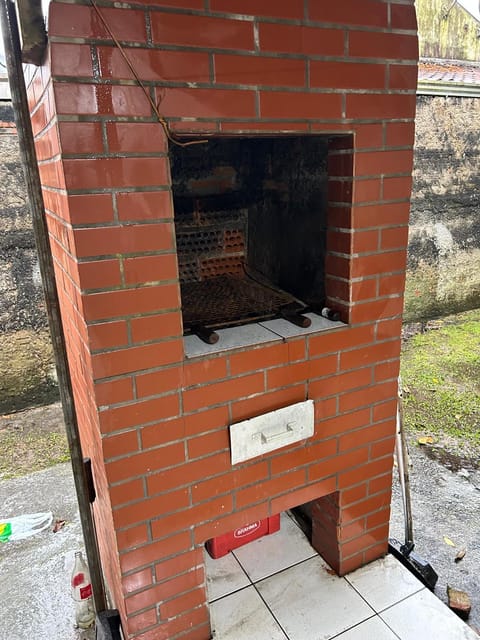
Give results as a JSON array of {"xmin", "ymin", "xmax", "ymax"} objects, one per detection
[{"xmin": 50, "ymin": 1, "xmax": 417, "ymax": 34}]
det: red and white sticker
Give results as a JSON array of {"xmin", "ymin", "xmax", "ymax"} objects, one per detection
[
  {"xmin": 234, "ymin": 521, "xmax": 261, "ymax": 538},
  {"xmin": 80, "ymin": 584, "xmax": 93, "ymax": 600},
  {"xmin": 72, "ymin": 573, "xmax": 84, "ymax": 588}
]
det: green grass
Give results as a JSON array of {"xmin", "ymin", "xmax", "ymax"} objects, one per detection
[
  {"xmin": 0, "ymin": 429, "xmax": 70, "ymax": 480},
  {"xmin": 400, "ymin": 309, "xmax": 480, "ymax": 453}
]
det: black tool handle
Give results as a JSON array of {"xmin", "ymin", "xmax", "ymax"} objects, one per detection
[
  {"xmin": 191, "ymin": 325, "xmax": 219, "ymax": 345},
  {"xmin": 280, "ymin": 308, "xmax": 312, "ymax": 328}
]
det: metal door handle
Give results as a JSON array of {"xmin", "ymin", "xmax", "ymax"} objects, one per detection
[{"xmin": 261, "ymin": 422, "xmax": 295, "ymax": 444}]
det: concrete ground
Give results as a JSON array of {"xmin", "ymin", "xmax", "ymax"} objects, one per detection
[
  {"xmin": 1, "ymin": 448, "xmax": 479, "ymax": 639},
  {"xmin": 389, "ymin": 441, "xmax": 480, "ymax": 634},
  {"xmin": 0, "ymin": 463, "xmax": 94, "ymax": 640}
]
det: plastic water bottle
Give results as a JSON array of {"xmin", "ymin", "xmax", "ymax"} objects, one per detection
[{"xmin": 71, "ymin": 551, "xmax": 95, "ymax": 629}]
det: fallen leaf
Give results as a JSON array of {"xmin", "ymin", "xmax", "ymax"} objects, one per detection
[
  {"xmin": 455, "ymin": 548, "xmax": 466, "ymax": 562},
  {"xmin": 418, "ymin": 436, "xmax": 435, "ymax": 445},
  {"xmin": 52, "ymin": 519, "xmax": 66, "ymax": 533},
  {"xmin": 444, "ymin": 536, "xmax": 456, "ymax": 547}
]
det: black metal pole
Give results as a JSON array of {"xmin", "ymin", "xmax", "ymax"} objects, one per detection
[{"xmin": 0, "ymin": 0, "xmax": 107, "ymax": 613}]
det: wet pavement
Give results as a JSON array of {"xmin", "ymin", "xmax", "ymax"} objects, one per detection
[
  {"xmin": 0, "ymin": 464, "xmax": 94, "ymax": 640},
  {"xmin": 390, "ymin": 441, "xmax": 480, "ymax": 635}
]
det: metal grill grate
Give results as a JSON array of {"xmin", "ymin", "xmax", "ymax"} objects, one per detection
[{"xmin": 181, "ymin": 274, "xmax": 297, "ymax": 330}]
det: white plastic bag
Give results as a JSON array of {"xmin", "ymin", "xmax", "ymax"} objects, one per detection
[{"xmin": 0, "ymin": 512, "xmax": 53, "ymax": 542}]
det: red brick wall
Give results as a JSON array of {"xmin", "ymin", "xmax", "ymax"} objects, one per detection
[
  {"xmin": 23, "ymin": 59, "xmax": 126, "ymax": 619},
  {"xmin": 28, "ymin": 1, "xmax": 418, "ymax": 638}
]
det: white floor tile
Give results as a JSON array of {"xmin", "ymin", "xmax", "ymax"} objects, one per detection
[
  {"xmin": 380, "ymin": 588, "xmax": 479, "ymax": 640},
  {"xmin": 333, "ymin": 616, "xmax": 399, "ymax": 639},
  {"xmin": 204, "ymin": 551, "xmax": 251, "ymax": 602},
  {"xmin": 233, "ymin": 512, "xmax": 317, "ymax": 583},
  {"xmin": 345, "ymin": 554, "xmax": 424, "ymax": 612},
  {"xmin": 210, "ymin": 585, "xmax": 288, "ymax": 640},
  {"xmin": 256, "ymin": 555, "xmax": 375, "ymax": 640}
]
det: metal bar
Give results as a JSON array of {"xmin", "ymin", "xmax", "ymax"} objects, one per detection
[
  {"xmin": 396, "ymin": 378, "xmax": 414, "ymax": 550},
  {"xmin": 0, "ymin": 0, "xmax": 107, "ymax": 613},
  {"xmin": 417, "ymin": 80, "xmax": 480, "ymax": 98}
]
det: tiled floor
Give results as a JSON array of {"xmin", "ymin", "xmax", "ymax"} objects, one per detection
[{"xmin": 205, "ymin": 512, "xmax": 478, "ymax": 640}]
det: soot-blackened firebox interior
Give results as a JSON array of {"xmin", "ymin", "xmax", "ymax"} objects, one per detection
[{"xmin": 170, "ymin": 136, "xmax": 329, "ymax": 342}]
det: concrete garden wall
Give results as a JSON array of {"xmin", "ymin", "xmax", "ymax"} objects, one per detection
[
  {"xmin": 0, "ymin": 102, "xmax": 56, "ymax": 412},
  {"xmin": 0, "ymin": 103, "xmax": 46, "ymax": 331},
  {"xmin": 405, "ymin": 95, "xmax": 480, "ymax": 321}
]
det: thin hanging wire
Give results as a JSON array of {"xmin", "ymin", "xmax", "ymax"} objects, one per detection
[{"xmin": 90, "ymin": 0, "xmax": 208, "ymax": 148}]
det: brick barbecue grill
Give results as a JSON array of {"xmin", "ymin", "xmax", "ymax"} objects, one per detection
[
  {"xmin": 172, "ymin": 136, "xmax": 331, "ymax": 340},
  {"xmin": 25, "ymin": 1, "xmax": 419, "ymax": 638}
]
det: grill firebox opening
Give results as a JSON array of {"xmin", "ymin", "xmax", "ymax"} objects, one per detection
[{"xmin": 170, "ymin": 135, "xmax": 344, "ymax": 341}]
